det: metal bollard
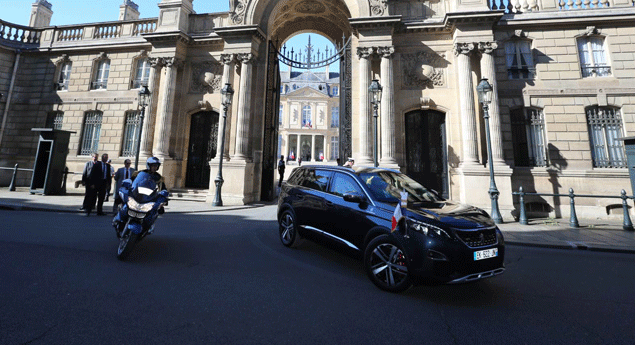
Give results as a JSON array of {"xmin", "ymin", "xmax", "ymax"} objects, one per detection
[
  {"xmin": 61, "ymin": 167, "xmax": 68, "ymax": 195},
  {"xmin": 518, "ymin": 186, "xmax": 528, "ymax": 225},
  {"xmin": 569, "ymin": 188, "xmax": 579, "ymax": 228},
  {"xmin": 8, "ymin": 163, "xmax": 18, "ymax": 191},
  {"xmin": 621, "ymin": 189, "xmax": 633, "ymax": 231}
]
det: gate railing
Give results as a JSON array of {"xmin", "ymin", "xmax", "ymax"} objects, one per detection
[
  {"xmin": 1, "ymin": 164, "xmax": 78, "ymax": 194},
  {"xmin": 513, "ymin": 186, "xmax": 634, "ymax": 231}
]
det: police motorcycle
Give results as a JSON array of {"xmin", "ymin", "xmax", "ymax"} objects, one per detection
[{"xmin": 112, "ymin": 158, "xmax": 168, "ymax": 260}]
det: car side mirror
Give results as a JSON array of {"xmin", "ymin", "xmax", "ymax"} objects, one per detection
[{"xmin": 343, "ymin": 193, "xmax": 365, "ymax": 204}]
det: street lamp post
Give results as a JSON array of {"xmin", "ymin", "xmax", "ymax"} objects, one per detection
[
  {"xmin": 135, "ymin": 85, "xmax": 151, "ymax": 171},
  {"xmin": 213, "ymin": 83, "xmax": 234, "ymax": 206},
  {"xmin": 476, "ymin": 78, "xmax": 503, "ymax": 224},
  {"xmin": 368, "ymin": 79, "xmax": 382, "ymax": 168}
]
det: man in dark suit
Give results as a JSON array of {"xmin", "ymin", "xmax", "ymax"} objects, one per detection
[
  {"xmin": 112, "ymin": 159, "xmax": 135, "ymax": 212},
  {"xmin": 84, "ymin": 153, "xmax": 112, "ymax": 216},
  {"xmin": 81, "ymin": 153, "xmax": 99, "ymax": 212}
]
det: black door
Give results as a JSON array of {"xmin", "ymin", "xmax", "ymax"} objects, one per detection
[
  {"xmin": 261, "ymin": 40, "xmax": 281, "ymax": 201},
  {"xmin": 186, "ymin": 111, "xmax": 218, "ymax": 188},
  {"xmin": 405, "ymin": 110, "xmax": 448, "ymax": 199}
]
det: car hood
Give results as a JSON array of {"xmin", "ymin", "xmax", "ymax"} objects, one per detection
[{"xmin": 377, "ymin": 200, "xmax": 495, "ymax": 229}]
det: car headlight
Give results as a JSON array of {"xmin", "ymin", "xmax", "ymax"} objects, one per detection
[
  {"xmin": 127, "ymin": 198, "xmax": 154, "ymax": 212},
  {"xmin": 407, "ymin": 218, "xmax": 453, "ymax": 239}
]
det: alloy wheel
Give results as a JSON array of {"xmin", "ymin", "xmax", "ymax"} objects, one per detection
[{"xmin": 369, "ymin": 243, "xmax": 409, "ymax": 288}]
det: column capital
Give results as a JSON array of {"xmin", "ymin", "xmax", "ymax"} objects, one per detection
[
  {"xmin": 356, "ymin": 47, "xmax": 374, "ymax": 59},
  {"xmin": 148, "ymin": 57, "xmax": 163, "ymax": 68},
  {"xmin": 162, "ymin": 57, "xmax": 184, "ymax": 68},
  {"xmin": 237, "ymin": 53, "xmax": 255, "ymax": 64},
  {"xmin": 221, "ymin": 53, "xmax": 235, "ymax": 65},
  {"xmin": 376, "ymin": 46, "xmax": 395, "ymax": 58},
  {"xmin": 453, "ymin": 43, "xmax": 475, "ymax": 56},
  {"xmin": 478, "ymin": 41, "xmax": 499, "ymax": 55}
]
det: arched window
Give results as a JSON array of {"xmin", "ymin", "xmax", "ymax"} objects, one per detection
[
  {"xmin": 577, "ymin": 36, "xmax": 611, "ymax": 77},
  {"xmin": 587, "ymin": 106, "xmax": 625, "ymax": 168},
  {"xmin": 91, "ymin": 54, "xmax": 110, "ymax": 90},
  {"xmin": 302, "ymin": 105, "xmax": 312, "ymax": 128},
  {"xmin": 511, "ymin": 107, "xmax": 547, "ymax": 167}
]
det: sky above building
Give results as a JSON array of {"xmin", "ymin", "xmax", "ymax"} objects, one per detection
[{"xmin": 1, "ymin": 0, "xmax": 339, "ymax": 72}]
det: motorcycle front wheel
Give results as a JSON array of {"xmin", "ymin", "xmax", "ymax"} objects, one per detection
[{"xmin": 117, "ymin": 220, "xmax": 139, "ymax": 260}]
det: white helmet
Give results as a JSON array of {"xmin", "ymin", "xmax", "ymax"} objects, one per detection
[{"xmin": 146, "ymin": 156, "xmax": 161, "ymax": 170}]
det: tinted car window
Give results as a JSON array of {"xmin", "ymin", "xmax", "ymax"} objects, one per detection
[
  {"xmin": 329, "ymin": 172, "xmax": 363, "ymax": 197},
  {"xmin": 359, "ymin": 171, "xmax": 443, "ymax": 203},
  {"xmin": 300, "ymin": 169, "xmax": 332, "ymax": 192}
]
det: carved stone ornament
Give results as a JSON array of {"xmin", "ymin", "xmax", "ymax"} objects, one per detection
[
  {"xmin": 369, "ymin": 0, "xmax": 388, "ymax": 16},
  {"xmin": 220, "ymin": 54, "xmax": 235, "ymax": 65},
  {"xmin": 231, "ymin": 0, "xmax": 249, "ymax": 25},
  {"xmin": 148, "ymin": 57, "xmax": 163, "ymax": 68},
  {"xmin": 237, "ymin": 53, "xmax": 255, "ymax": 64},
  {"xmin": 295, "ymin": 1, "xmax": 326, "ymax": 14},
  {"xmin": 513, "ymin": 29, "xmax": 526, "ymax": 38},
  {"xmin": 162, "ymin": 57, "xmax": 184, "ymax": 69},
  {"xmin": 356, "ymin": 47, "xmax": 374, "ymax": 59},
  {"xmin": 453, "ymin": 43, "xmax": 474, "ymax": 56},
  {"xmin": 191, "ymin": 61, "xmax": 223, "ymax": 94},
  {"xmin": 376, "ymin": 46, "xmax": 395, "ymax": 58},
  {"xmin": 584, "ymin": 26, "xmax": 600, "ymax": 36},
  {"xmin": 401, "ymin": 51, "xmax": 445, "ymax": 89},
  {"xmin": 55, "ymin": 54, "xmax": 70, "ymax": 66},
  {"xmin": 478, "ymin": 42, "xmax": 499, "ymax": 55}
]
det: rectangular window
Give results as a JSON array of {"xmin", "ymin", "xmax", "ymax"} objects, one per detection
[
  {"xmin": 332, "ymin": 86, "xmax": 339, "ymax": 96},
  {"xmin": 578, "ymin": 37, "xmax": 610, "ymax": 77},
  {"xmin": 92, "ymin": 60, "xmax": 110, "ymax": 90},
  {"xmin": 302, "ymin": 105, "xmax": 312, "ymax": 128},
  {"xmin": 331, "ymin": 107, "xmax": 339, "ymax": 128},
  {"xmin": 46, "ymin": 111, "xmax": 64, "ymax": 130},
  {"xmin": 121, "ymin": 111, "xmax": 142, "ymax": 157},
  {"xmin": 279, "ymin": 105, "xmax": 283, "ymax": 127},
  {"xmin": 132, "ymin": 59, "xmax": 150, "ymax": 89},
  {"xmin": 80, "ymin": 111, "xmax": 103, "ymax": 155},
  {"xmin": 511, "ymin": 108, "xmax": 547, "ymax": 167},
  {"xmin": 57, "ymin": 62, "xmax": 72, "ymax": 91},
  {"xmin": 505, "ymin": 41, "xmax": 533, "ymax": 80},
  {"xmin": 330, "ymin": 136, "xmax": 339, "ymax": 160},
  {"xmin": 587, "ymin": 107, "xmax": 625, "ymax": 168}
]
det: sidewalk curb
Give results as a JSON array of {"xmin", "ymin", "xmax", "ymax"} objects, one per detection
[{"xmin": 505, "ymin": 241, "xmax": 635, "ymax": 254}]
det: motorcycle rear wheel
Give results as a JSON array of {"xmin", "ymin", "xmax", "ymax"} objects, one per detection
[{"xmin": 117, "ymin": 220, "xmax": 139, "ymax": 260}]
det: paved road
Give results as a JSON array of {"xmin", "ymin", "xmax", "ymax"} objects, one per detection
[{"xmin": 1, "ymin": 207, "xmax": 634, "ymax": 344}]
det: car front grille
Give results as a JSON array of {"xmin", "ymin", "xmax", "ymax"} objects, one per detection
[{"xmin": 454, "ymin": 228, "xmax": 498, "ymax": 248}]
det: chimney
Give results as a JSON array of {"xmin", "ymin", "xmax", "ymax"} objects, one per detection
[
  {"xmin": 119, "ymin": 0, "xmax": 140, "ymax": 21},
  {"xmin": 29, "ymin": 0, "xmax": 53, "ymax": 28}
]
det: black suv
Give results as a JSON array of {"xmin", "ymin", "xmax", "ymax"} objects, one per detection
[{"xmin": 277, "ymin": 165, "xmax": 505, "ymax": 292}]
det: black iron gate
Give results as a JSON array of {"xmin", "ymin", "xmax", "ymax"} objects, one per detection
[
  {"xmin": 405, "ymin": 110, "xmax": 448, "ymax": 199},
  {"xmin": 261, "ymin": 40, "xmax": 281, "ymax": 201},
  {"xmin": 339, "ymin": 41, "xmax": 352, "ymax": 164}
]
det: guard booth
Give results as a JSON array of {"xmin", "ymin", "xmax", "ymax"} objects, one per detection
[
  {"xmin": 30, "ymin": 128, "xmax": 75, "ymax": 195},
  {"xmin": 619, "ymin": 136, "xmax": 635, "ymax": 197}
]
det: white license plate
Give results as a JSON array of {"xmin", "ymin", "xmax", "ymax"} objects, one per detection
[{"xmin": 474, "ymin": 248, "xmax": 498, "ymax": 261}]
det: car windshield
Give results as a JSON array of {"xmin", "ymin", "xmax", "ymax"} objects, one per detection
[{"xmin": 359, "ymin": 171, "xmax": 443, "ymax": 203}]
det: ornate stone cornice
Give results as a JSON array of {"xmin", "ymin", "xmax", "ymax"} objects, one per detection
[
  {"xmin": 356, "ymin": 47, "xmax": 374, "ymax": 59},
  {"xmin": 478, "ymin": 42, "xmax": 498, "ymax": 55},
  {"xmin": 376, "ymin": 46, "xmax": 395, "ymax": 58},
  {"xmin": 453, "ymin": 43, "xmax": 474, "ymax": 56}
]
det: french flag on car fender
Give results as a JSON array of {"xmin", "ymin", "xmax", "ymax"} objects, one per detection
[{"xmin": 391, "ymin": 205, "xmax": 404, "ymax": 233}]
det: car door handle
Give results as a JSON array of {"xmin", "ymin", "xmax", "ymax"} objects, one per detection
[
  {"xmin": 325, "ymin": 200, "xmax": 334, "ymax": 207},
  {"xmin": 296, "ymin": 194, "xmax": 304, "ymax": 200}
]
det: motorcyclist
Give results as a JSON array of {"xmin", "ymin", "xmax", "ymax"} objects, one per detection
[{"xmin": 112, "ymin": 157, "xmax": 168, "ymax": 238}]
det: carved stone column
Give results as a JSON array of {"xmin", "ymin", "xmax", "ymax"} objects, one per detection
[
  {"xmin": 232, "ymin": 53, "xmax": 254, "ymax": 161},
  {"xmin": 295, "ymin": 134, "xmax": 301, "ymax": 163},
  {"xmin": 479, "ymin": 42, "xmax": 505, "ymax": 165},
  {"xmin": 216, "ymin": 53, "xmax": 234, "ymax": 161},
  {"xmin": 140, "ymin": 57, "xmax": 162, "ymax": 157},
  {"xmin": 311, "ymin": 134, "xmax": 316, "ymax": 161},
  {"xmin": 378, "ymin": 46, "xmax": 398, "ymax": 166},
  {"xmin": 322, "ymin": 135, "xmax": 327, "ymax": 162},
  {"xmin": 153, "ymin": 57, "xmax": 181, "ymax": 159},
  {"xmin": 454, "ymin": 43, "xmax": 479, "ymax": 166},
  {"xmin": 357, "ymin": 47, "xmax": 374, "ymax": 165}
]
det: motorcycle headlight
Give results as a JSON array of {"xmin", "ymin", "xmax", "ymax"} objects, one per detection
[
  {"xmin": 407, "ymin": 219, "xmax": 453, "ymax": 239},
  {"xmin": 127, "ymin": 198, "xmax": 154, "ymax": 212}
]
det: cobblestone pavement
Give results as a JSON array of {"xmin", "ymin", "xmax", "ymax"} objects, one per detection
[{"xmin": 1, "ymin": 187, "xmax": 634, "ymax": 254}]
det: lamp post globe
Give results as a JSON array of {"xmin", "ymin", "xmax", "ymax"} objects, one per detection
[
  {"xmin": 368, "ymin": 79, "xmax": 382, "ymax": 168},
  {"xmin": 134, "ymin": 85, "xmax": 151, "ymax": 171},
  {"xmin": 213, "ymin": 83, "xmax": 234, "ymax": 206},
  {"xmin": 476, "ymin": 78, "xmax": 502, "ymax": 224}
]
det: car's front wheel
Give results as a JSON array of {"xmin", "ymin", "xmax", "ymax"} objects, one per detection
[
  {"xmin": 364, "ymin": 235, "xmax": 412, "ymax": 292},
  {"xmin": 279, "ymin": 209, "xmax": 302, "ymax": 248}
]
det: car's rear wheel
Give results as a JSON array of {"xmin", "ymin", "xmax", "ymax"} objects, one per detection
[
  {"xmin": 364, "ymin": 235, "xmax": 412, "ymax": 292},
  {"xmin": 279, "ymin": 209, "xmax": 302, "ymax": 248}
]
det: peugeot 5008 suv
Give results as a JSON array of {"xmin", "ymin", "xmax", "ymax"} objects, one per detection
[{"xmin": 277, "ymin": 166, "xmax": 505, "ymax": 292}]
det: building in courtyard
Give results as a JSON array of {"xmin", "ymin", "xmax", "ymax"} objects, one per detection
[{"xmin": 1, "ymin": 0, "xmax": 635, "ymax": 219}]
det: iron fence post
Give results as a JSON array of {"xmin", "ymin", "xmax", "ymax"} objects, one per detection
[
  {"xmin": 61, "ymin": 167, "xmax": 68, "ymax": 195},
  {"xmin": 621, "ymin": 189, "xmax": 633, "ymax": 231},
  {"xmin": 9, "ymin": 163, "xmax": 18, "ymax": 191},
  {"xmin": 569, "ymin": 188, "xmax": 579, "ymax": 228},
  {"xmin": 519, "ymin": 186, "xmax": 528, "ymax": 225}
]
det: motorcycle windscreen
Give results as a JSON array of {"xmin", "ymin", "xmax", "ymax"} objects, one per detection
[{"xmin": 131, "ymin": 171, "xmax": 159, "ymax": 203}]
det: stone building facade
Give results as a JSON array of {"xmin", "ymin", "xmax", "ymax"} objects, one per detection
[{"xmin": 1, "ymin": 0, "xmax": 635, "ymax": 219}]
